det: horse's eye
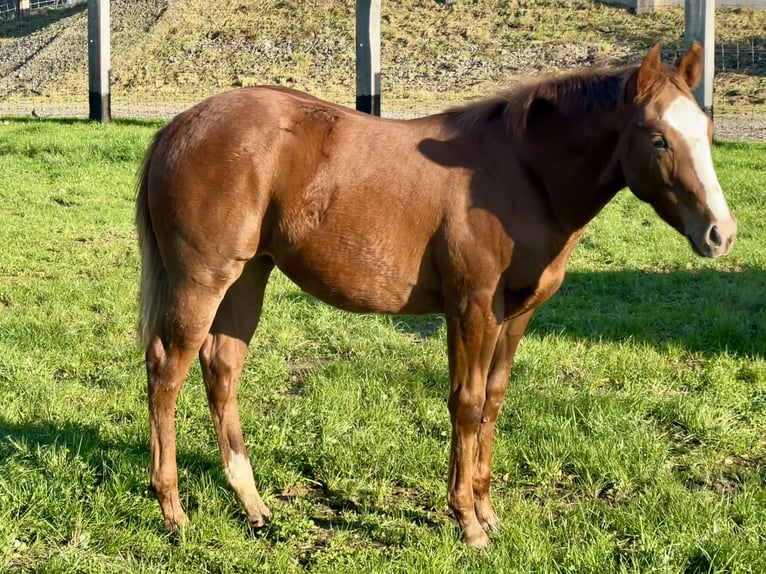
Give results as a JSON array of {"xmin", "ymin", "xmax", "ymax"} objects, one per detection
[{"xmin": 653, "ymin": 135, "xmax": 668, "ymax": 149}]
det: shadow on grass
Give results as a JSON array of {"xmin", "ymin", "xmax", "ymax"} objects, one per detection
[
  {"xmin": 272, "ymin": 478, "xmax": 445, "ymax": 555},
  {"xmin": 0, "ymin": 417, "xmax": 131, "ymax": 463},
  {"xmin": 278, "ymin": 268, "xmax": 764, "ymax": 358},
  {"xmin": 531, "ymin": 268, "xmax": 766, "ymax": 358},
  {"xmin": 0, "ymin": 416, "xmax": 222, "ymax": 513},
  {"xmin": 4, "ymin": 271, "xmax": 758, "ymax": 546},
  {"xmin": 0, "ymin": 415, "xmax": 430, "ymax": 543}
]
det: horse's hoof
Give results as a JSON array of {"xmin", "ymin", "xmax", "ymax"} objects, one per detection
[
  {"xmin": 463, "ymin": 525, "xmax": 491, "ymax": 550},
  {"xmin": 163, "ymin": 513, "xmax": 189, "ymax": 533},
  {"xmin": 480, "ymin": 515, "xmax": 500, "ymax": 533},
  {"xmin": 247, "ymin": 510, "xmax": 272, "ymax": 529},
  {"xmin": 477, "ymin": 507, "xmax": 500, "ymax": 532}
]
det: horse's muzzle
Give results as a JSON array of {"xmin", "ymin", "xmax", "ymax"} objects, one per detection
[{"xmin": 688, "ymin": 218, "xmax": 737, "ymax": 258}]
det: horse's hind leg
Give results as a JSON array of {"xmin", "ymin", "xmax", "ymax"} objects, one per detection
[
  {"xmin": 199, "ymin": 256, "xmax": 274, "ymax": 527},
  {"xmin": 147, "ymin": 282, "xmax": 228, "ymax": 531}
]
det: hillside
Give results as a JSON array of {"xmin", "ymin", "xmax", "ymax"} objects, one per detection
[{"xmin": 0, "ymin": 0, "xmax": 764, "ymax": 114}]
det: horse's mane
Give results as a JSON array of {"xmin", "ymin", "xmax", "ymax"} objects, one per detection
[{"xmin": 448, "ymin": 65, "xmax": 641, "ymax": 138}]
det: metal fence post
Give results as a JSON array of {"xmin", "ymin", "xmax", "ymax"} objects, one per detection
[
  {"xmin": 88, "ymin": 0, "xmax": 111, "ymax": 122},
  {"xmin": 16, "ymin": 0, "xmax": 30, "ymax": 20},
  {"xmin": 355, "ymin": 0, "xmax": 381, "ymax": 116},
  {"xmin": 684, "ymin": 0, "xmax": 714, "ymax": 118}
]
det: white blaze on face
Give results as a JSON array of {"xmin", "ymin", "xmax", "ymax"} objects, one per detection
[{"xmin": 661, "ymin": 95, "xmax": 731, "ymax": 222}]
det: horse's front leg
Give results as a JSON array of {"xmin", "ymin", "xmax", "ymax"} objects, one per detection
[
  {"xmin": 473, "ymin": 310, "xmax": 535, "ymax": 532},
  {"xmin": 445, "ymin": 295, "xmax": 503, "ymax": 549}
]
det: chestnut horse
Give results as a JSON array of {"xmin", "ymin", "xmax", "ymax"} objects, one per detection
[{"xmin": 136, "ymin": 43, "xmax": 736, "ymax": 548}]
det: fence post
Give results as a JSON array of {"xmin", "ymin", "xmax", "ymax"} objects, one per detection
[
  {"xmin": 88, "ymin": 0, "xmax": 111, "ymax": 122},
  {"xmin": 684, "ymin": 0, "xmax": 714, "ymax": 118},
  {"xmin": 16, "ymin": 0, "xmax": 30, "ymax": 20},
  {"xmin": 634, "ymin": 0, "xmax": 658, "ymax": 16},
  {"xmin": 355, "ymin": 0, "xmax": 381, "ymax": 115}
]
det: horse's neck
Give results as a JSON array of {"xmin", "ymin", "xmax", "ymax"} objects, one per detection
[{"xmin": 523, "ymin": 111, "xmax": 626, "ymax": 232}]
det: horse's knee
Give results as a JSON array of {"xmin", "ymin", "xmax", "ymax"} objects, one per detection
[
  {"xmin": 146, "ymin": 337, "xmax": 179, "ymax": 399},
  {"xmin": 198, "ymin": 336, "xmax": 218, "ymax": 379},
  {"xmin": 201, "ymin": 346, "xmax": 236, "ymax": 381},
  {"xmin": 472, "ymin": 473, "xmax": 491, "ymax": 496}
]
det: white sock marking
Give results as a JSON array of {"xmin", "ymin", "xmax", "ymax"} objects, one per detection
[{"xmin": 225, "ymin": 450, "xmax": 257, "ymax": 495}]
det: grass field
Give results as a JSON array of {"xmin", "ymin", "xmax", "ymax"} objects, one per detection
[{"xmin": 0, "ymin": 118, "xmax": 765, "ymax": 573}]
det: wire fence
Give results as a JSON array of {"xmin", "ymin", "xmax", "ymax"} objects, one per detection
[
  {"xmin": 0, "ymin": 0, "xmax": 81, "ymax": 20},
  {"xmin": 0, "ymin": 1, "xmax": 763, "ymax": 121},
  {"xmin": 717, "ymin": 41, "xmax": 766, "ymax": 73}
]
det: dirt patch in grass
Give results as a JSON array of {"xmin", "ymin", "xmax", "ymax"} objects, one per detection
[
  {"xmin": 275, "ymin": 478, "xmax": 448, "ymax": 563},
  {"xmin": 674, "ymin": 452, "xmax": 766, "ymax": 495}
]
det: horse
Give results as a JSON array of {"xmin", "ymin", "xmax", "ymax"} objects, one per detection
[{"xmin": 136, "ymin": 42, "xmax": 736, "ymax": 549}]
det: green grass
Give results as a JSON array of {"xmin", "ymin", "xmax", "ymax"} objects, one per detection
[{"xmin": 0, "ymin": 119, "xmax": 765, "ymax": 573}]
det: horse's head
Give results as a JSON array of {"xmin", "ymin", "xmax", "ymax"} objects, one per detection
[{"xmin": 619, "ymin": 42, "xmax": 736, "ymax": 258}]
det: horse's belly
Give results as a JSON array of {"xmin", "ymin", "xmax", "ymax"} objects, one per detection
[
  {"xmin": 272, "ymin": 240, "xmax": 443, "ymax": 315},
  {"xmin": 266, "ymin": 179, "xmax": 446, "ymax": 315}
]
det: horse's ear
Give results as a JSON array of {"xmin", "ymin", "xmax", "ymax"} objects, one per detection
[
  {"xmin": 678, "ymin": 41, "xmax": 703, "ymax": 90},
  {"xmin": 637, "ymin": 45, "xmax": 662, "ymax": 99}
]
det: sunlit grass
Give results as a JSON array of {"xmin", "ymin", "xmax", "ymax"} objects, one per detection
[{"xmin": 0, "ymin": 120, "xmax": 764, "ymax": 572}]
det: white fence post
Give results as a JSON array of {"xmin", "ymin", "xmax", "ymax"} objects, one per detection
[
  {"xmin": 355, "ymin": 0, "xmax": 381, "ymax": 115},
  {"xmin": 88, "ymin": 0, "xmax": 111, "ymax": 122}
]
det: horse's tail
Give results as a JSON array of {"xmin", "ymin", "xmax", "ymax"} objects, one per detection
[{"xmin": 136, "ymin": 131, "xmax": 168, "ymax": 350}]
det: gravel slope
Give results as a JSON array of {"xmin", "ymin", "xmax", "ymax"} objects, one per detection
[{"xmin": 0, "ymin": 1, "xmax": 763, "ymax": 141}]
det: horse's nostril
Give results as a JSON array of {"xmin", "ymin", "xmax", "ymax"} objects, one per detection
[{"xmin": 708, "ymin": 225, "xmax": 722, "ymax": 247}]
